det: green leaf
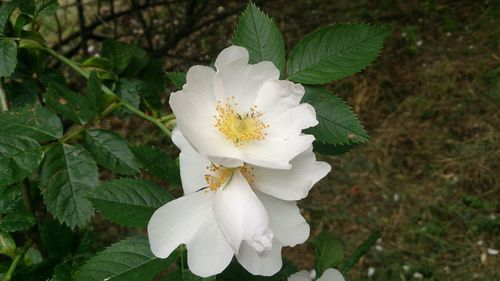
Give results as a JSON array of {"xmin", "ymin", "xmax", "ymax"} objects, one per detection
[
  {"xmin": 117, "ymin": 78, "xmax": 160, "ymax": 106},
  {"xmin": 0, "ymin": 185, "xmax": 23, "ymax": 214},
  {"xmin": 131, "ymin": 145, "xmax": 181, "ymax": 186},
  {"xmin": 14, "ymin": 14, "xmax": 31, "ymax": 36},
  {"xmin": 0, "ymin": 38, "xmax": 18, "ymax": 77},
  {"xmin": 87, "ymin": 178, "xmax": 172, "ymax": 228},
  {"xmin": 288, "ymin": 24, "xmax": 389, "ymax": 84},
  {"xmin": 87, "ymin": 71, "xmax": 103, "ymax": 111},
  {"xmin": 50, "ymin": 263, "xmax": 73, "ymax": 281},
  {"xmin": 302, "ymin": 86, "xmax": 368, "ymax": 145},
  {"xmin": 120, "ymin": 47, "xmax": 150, "ymax": 79},
  {"xmin": 116, "ymin": 78, "xmax": 141, "ymax": 109},
  {"xmin": 4, "ymin": 80, "xmax": 39, "ymax": 108},
  {"xmin": 0, "ymin": 212, "xmax": 36, "ymax": 232},
  {"xmin": 0, "ymin": 2, "xmax": 16, "ymax": 35},
  {"xmin": 166, "ymin": 72, "xmax": 186, "ymax": 90},
  {"xmin": 0, "ymin": 104, "xmax": 63, "ymax": 142},
  {"xmin": 45, "ymin": 82, "xmax": 95, "ymax": 124},
  {"xmin": 139, "ymin": 59, "xmax": 166, "ymax": 92},
  {"xmin": 234, "ymin": 2, "xmax": 285, "ymax": 73},
  {"xmin": 40, "ymin": 144, "xmax": 98, "ymax": 228},
  {"xmin": 0, "ymin": 231, "xmax": 16, "ymax": 258},
  {"xmin": 339, "ymin": 231, "xmax": 381, "ymax": 273},
  {"xmin": 102, "ymin": 40, "xmax": 146, "ymax": 75},
  {"xmin": 37, "ymin": 0, "xmax": 59, "ymax": 16},
  {"xmin": 312, "ymin": 141, "xmax": 358, "ymax": 156},
  {"xmin": 0, "ymin": 135, "xmax": 43, "ymax": 187},
  {"xmin": 84, "ymin": 129, "xmax": 141, "ymax": 175},
  {"xmin": 312, "ymin": 231, "xmax": 344, "ymax": 275},
  {"xmin": 14, "ymin": 0, "xmax": 36, "ymax": 15},
  {"xmin": 76, "ymin": 235, "xmax": 176, "ymax": 281},
  {"xmin": 41, "ymin": 220, "xmax": 76, "ymax": 258}
]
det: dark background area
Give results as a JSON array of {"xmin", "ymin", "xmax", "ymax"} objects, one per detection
[{"xmin": 42, "ymin": 1, "xmax": 499, "ymax": 280}]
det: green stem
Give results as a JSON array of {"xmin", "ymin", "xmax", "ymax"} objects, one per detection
[
  {"xmin": 159, "ymin": 113, "xmax": 176, "ymax": 122},
  {"xmin": 121, "ymin": 102, "xmax": 172, "ymax": 137},
  {"xmin": 99, "ymin": 100, "xmax": 121, "ymax": 117},
  {"xmin": 2, "ymin": 241, "xmax": 32, "ymax": 281},
  {"xmin": 59, "ymin": 125, "xmax": 85, "ymax": 143},
  {"xmin": 0, "ymin": 78, "xmax": 8, "ymax": 112},
  {"xmin": 58, "ymin": 101, "xmax": 121, "ymax": 144},
  {"xmin": 165, "ymin": 119, "xmax": 177, "ymax": 130},
  {"xmin": 44, "ymin": 47, "xmax": 172, "ymax": 137},
  {"xmin": 44, "ymin": 47, "xmax": 90, "ymax": 79}
]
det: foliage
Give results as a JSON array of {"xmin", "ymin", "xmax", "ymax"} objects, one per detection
[{"xmin": 0, "ymin": 1, "xmax": 387, "ymax": 280}]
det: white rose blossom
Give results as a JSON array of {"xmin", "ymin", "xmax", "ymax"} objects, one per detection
[
  {"xmin": 148, "ymin": 129, "xmax": 330, "ymax": 277},
  {"xmin": 288, "ymin": 269, "xmax": 345, "ymax": 281},
  {"xmin": 169, "ymin": 45, "xmax": 318, "ymax": 169}
]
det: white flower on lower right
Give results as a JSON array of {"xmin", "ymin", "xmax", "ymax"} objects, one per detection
[
  {"xmin": 288, "ymin": 269, "xmax": 345, "ymax": 281},
  {"xmin": 148, "ymin": 129, "xmax": 330, "ymax": 277}
]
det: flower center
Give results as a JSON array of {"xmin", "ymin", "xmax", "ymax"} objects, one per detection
[
  {"xmin": 204, "ymin": 163, "xmax": 255, "ymax": 191},
  {"xmin": 214, "ymin": 97, "xmax": 268, "ymax": 147}
]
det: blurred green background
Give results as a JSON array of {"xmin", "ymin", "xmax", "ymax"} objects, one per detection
[{"xmin": 41, "ymin": 1, "xmax": 499, "ymax": 280}]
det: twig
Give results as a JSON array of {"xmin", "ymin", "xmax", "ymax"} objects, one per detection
[
  {"xmin": 109, "ymin": 0, "xmax": 117, "ymax": 38},
  {"xmin": 76, "ymin": 0, "xmax": 88, "ymax": 56},
  {"xmin": 54, "ymin": 13, "xmax": 63, "ymax": 45},
  {"xmin": 131, "ymin": 0, "xmax": 154, "ymax": 50},
  {"xmin": 151, "ymin": 7, "xmax": 241, "ymax": 58},
  {"xmin": 52, "ymin": 0, "xmax": 172, "ymax": 51}
]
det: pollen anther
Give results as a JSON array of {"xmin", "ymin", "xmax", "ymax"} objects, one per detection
[{"xmin": 214, "ymin": 97, "xmax": 268, "ymax": 147}]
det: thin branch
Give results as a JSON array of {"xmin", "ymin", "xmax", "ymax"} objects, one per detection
[
  {"xmin": 151, "ymin": 7, "xmax": 241, "ymax": 58},
  {"xmin": 109, "ymin": 0, "xmax": 117, "ymax": 38},
  {"xmin": 131, "ymin": 0, "xmax": 154, "ymax": 50},
  {"xmin": 54, "ymin": 13, "xmax": 63, "ymax": 44},
  {"xmin": 76, "ymin": 0, "xmax": 88, "ymax": 55},
  {"xmin": 52, "ymin": 0, "xmax": 172, "ymax": 51}
]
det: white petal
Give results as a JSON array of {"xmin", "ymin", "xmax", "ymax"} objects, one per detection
[
  {"xmin": 213, "ymin": 171, "xmax": 271, "ymax": 254},
  {"xmin": 214, "ymin": 60, "xmax": 279, "ymax": 113},
  {"xmin": 243, "ymin": 135, "xmax": 315, "ymax": 169},
  {"xmin": 288, "ymin": 270, "xmax": 313, "ymax": 281},
  {"xmin": 171, "ymin": 128, "xmax": 211, "ymax": 194},
  {"xmin": 266, "ymin": 103, "xmax": 318, "ymax": 139},
  {"xmin": 214, "ymin": 45, "xmax": 249, "ymax": 70},
  {"xmin": 256, "ymin": 191, "xmax": 310, "ymax": 247},
  {"xmin": 317, "ymin": 269, "xmax": 345, "ymax": 281},
  {"xmin": 255, "ymin": 79, "xmax": 305, "ymax": 122},
  {"xmin": 148, "ymin": 191, "xmax": 213, "ymax": 258},
  {"xmin": 185, "ymin": 65, "xmax": 216, "ymax": 92},
  {"xmin": 252, "ymin": 146, "xmax": 331, "ymax": 200},
  {"xmin": 236, "ymin": 239, "xmax": 283, "ymax": 276},
  {"xmin": 170, "ymin": 82, "xmax": 240, "ymax": 164},
  {"xmin": 186, "ymin": 215, "xmax": 234, "ymax": 277},
  {"xmin": 148, "ymin": 191, "xmax": 234, "ymax": 277}
]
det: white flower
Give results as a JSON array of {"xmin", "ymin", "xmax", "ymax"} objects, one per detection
[
  {"xmin": 288, "ymin": 269, "xmax": 345, "ymax": 281},
  {"xmin": 147, "ymin": 129, "xmax": 330, "ymax": 277},
  {"xmin": 169, "ymin": 45, "xmax": 317, "ymax": 169}
]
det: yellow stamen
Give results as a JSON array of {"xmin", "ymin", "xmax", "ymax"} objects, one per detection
[
  {"xmin": 204, "ymin": 163, "xmax": 255, "ymax": 191},
  {"xmin": 214, "ymin": 96, "xmax": 268, "ymax": 147}
]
